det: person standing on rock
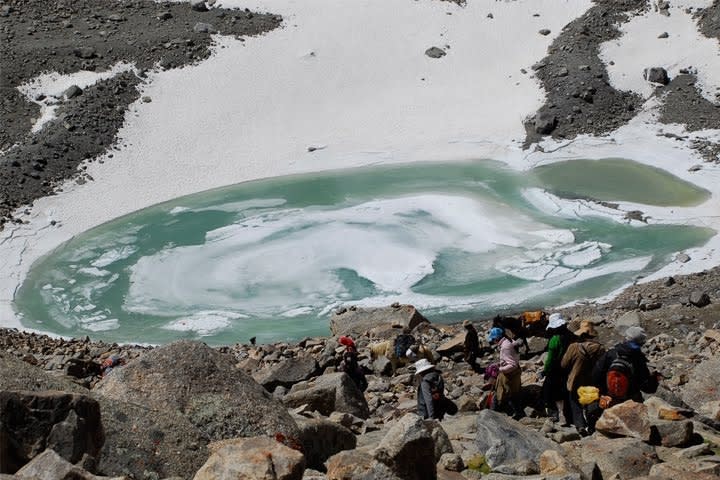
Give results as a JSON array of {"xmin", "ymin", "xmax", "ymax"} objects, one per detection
[
  {"xmin": 542, "ymin": 313, "xmax": 576, "ymax": 424},
  {"xmin": 488, "ymin": 327, "xmax": 525, "ymax": 420},
  {"xmin": 561, "ymin": 320, "xmax": 605, "ymax": 435},
  {"xmin": 463, "ymin": 320, "xmax": 481, "ymax": 372},
  {"xmin": 592, "ymin": 326, "xmax": 659, "ymax": 406},
  {"xmin": 415, "ymin": 358, "xmax": 455, "ymax": 420}
]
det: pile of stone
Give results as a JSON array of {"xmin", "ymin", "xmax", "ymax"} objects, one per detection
[{"xmin": 2, "ymin": 288, "xmax": 720, "ymax": 479}]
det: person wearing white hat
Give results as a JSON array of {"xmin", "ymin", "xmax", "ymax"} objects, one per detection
[
  {"xmin": 542, "ymin": 313, "xmax": 576, "ymax": 423},
  {"xmin": 414, "ymin": 359, "xmax": 454, "ymax": 420}
]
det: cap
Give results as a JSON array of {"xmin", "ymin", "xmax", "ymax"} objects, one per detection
[
  {"xmin": 414, "ymin": 358, "xmax": 435, "ymax": 374},
  {"xmin": 547, "ymin": 313, "xmax": 567, "ymax": 330},
  {"xmin": 487, "ymin": 327, "xmax": 504, "ymax": 343},
  {"xmin": 574, "ymin": 320, "xmax": 598, "ymax": 338},
  {"xmin": 624, "ymin": 326, "xmax": 647, "ymax": 345}
]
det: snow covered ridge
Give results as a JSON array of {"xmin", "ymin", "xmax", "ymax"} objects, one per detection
[{"xmin": 1, "ymin": 0, "xmax": 720, "ymax": 335}]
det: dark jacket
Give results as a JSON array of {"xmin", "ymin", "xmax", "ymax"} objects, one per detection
[
  {"xmin": 592, "ymin": 341, "xmax": 658, "ymax": 401},
  {"xmin": 464, "ymin": 325, "xmax": 480, "ymax": 361},
  {"xmin": 417, "ymin": 370, "xmax": 444, "ymax": 419}
]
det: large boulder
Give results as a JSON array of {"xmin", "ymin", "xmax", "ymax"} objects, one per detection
[
  {"xmin": 0, "ymin": 352, "xmax": 85, "ymax": 394},
  {"xmin": 326, "ymin": 450, "xmax": 399, "ymax": 480},
  {"xmin": 436, "ymin": 333, "xmax": 465, "ymax": 357},
  {"xmin": 253, "ymin": 356, "xmax": 320, "ymax": 392},
  {"xmin": 681, "ymin": 356, "xmax": 720, "ymax": 411},
  {"xmin": 330, "ymin": 305, "xmax": 429, "ymax": 338},
  {"xmin": 0, "ymin": 391, "xmax": 103, "ymax": 474},
  {"xmin": 595, "ymin": 400, "xmax": 653, "ymax": 442},
  {"xmin": 13, "ymin": 448, "xmax": 121, "ymax": 480},
  {"xmin": 94, "ymin": 396, "xmax": 209, "ymax": 479},
  {"xmin": 423, "ymin": 419, "xmax": 453, "ymax": 462},
  {"xmin": 373, "ymin": 414, "xmax": 437, "ymax": 480},
  {"xmin": 283, "ymin": 373, "xmax": 370, "ymax": 419},
  {"xmin": 474, "ymin": 409, "xmax": 557, "ymax": 472},
  {"xmin": 580, "ymin": 437, "xmax": 658, "ymax": 479},
  {"xmin": 94, "ymin": 341, "xmax": 299, "ymax": 440},
  {"xmin": 193, "ymin": 437, "xmax": 305, "ymax": 480},
  {"xmin": 296, "ymin": 418, "xmax": 356, "ymax": 470}
]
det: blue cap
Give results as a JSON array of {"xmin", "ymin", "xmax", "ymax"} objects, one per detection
[{"xmin": 488, "ymin": 327, "xmax": 504, "ymax": 343}]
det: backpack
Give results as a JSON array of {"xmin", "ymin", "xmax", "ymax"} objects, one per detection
[
  {"xmin": 394, "ymin": 334, "xmax": 415, "ymax": 358},
  {"xmin": 606, "ymin": 353, "xmax": 634, "ymax": 400}
]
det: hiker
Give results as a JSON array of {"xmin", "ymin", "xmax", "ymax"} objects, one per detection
[
  {"xmin": 560, "ymin": 320, "xmax": 605, "ymax": 435},
  {"xmin": 592, "ymin": 326, "xmax": 659, "ymax": 406},
  {"xmin": 338, "ymin": 335, "xmax": 368, "ymax": 392},
  {"xmin": 394, "ymin": 332, "xmax": 416, "ymax": 361},
  {"xmin": 463, "ymin": 320, "xmax": 481, "ymax": 372},
  {"xmin": 415, "ymin": 358, "xmax": 456, "ymax": 420},
  {"xmin": 100, "ymin": 354, "xmax": 127, "ymax": 377},
  {"xmin": 541, "ymin": 313, "xmax": 575, "ymax": 424},
  {"xmin": 487, "ymin": 326, "xmax": 525, "ymax": 419}
]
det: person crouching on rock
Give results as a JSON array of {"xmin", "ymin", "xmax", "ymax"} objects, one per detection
[
  {"xmin": 487, "ymin": 327, "xmax": 525, "ymax": 420},
  {"xmin": 338, "ymin": 335, "xmax": 368, "ymax": 392},
  {"xmin": 415, "ymin": 358, "xmax": 456, "ymax": 420}
]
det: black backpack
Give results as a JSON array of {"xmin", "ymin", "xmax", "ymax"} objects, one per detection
[{"xmin": 394, "ymin": 334, "xmax": 415, "ymax": 358}]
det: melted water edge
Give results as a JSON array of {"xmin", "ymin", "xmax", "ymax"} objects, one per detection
[{"xmin": 15, "ymin": 159, "xmax": 713, "ymax": 344}]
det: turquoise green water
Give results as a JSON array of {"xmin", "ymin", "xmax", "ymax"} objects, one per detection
[{"xmin": 14, "ymin": 159, "xmax": 714, "ymax": 344}]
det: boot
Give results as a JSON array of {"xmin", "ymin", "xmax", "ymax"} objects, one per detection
[
  {"xmin": 546, "ymin": 407, "xmax": 559, "ymax": 422},
  {"xmin": 509, "ymin": 400, "xmax": 526, "ymax": 420}
]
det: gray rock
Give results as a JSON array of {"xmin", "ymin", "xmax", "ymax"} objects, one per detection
[
  {"xmin": 682, "ymin": 357, "xmax": 720, "ymax": 411},
  {"xmin": 658, "ymin": 31, "xmax": 669, "ymax": 38},
  {"xmin": 193, "ymin": 22, "xmax": 216, "ymax": 33},
  {"xmin": 437, "ymin": 453, "xmax": 464, "ymax": 472},
  {"xmin": 73, "ymin": 47, "xmax": 97, "ymax": 59},
  {"xmin": 193, "ymin": 437, "xmax": 305, "ymax": 480},
  {"xmin": 283, "ymin": 372, "xmax": 370, "ymax": 419},
  {"xmin": 64, "ymin": 85, "xmax": 83, "ymax": 99},
  {"xmin": 254, "ymin": 355, "xmax": 320, "ymax": 391},
  {"xmin": 538, "ymin": 29, "xmax": 551, "ymax": 35},
  {"xmin": 94, "ymin": 396, "xmax": 209, "ymax": 479},
  {"xmin": 373, "ymin": 414, "xmax": 437, "ymax": 480},
  {"xmin": 0, "ymin": 391, "xmax": 103, "ymax": 473},
  {"xmin": 474, "ymin": 409, "xmax": 557, "ymax": 470},
  {"xmin": 676, "ymin": 253, "xmax": 691, "ymax": 263},
  {"xmin": 296, "ymin": 418, "xmax": 356, "ymax": 470},
  {"xmin": 423, "ymin": 419, "xmax": 453, "ymax": 462},
  {"xmin": 0, "ymin": 5, "xmax": 11, "ymax": 17},
  {"xmin": 614, "ymin": 310, "xmax": 642, "ymax": 333},
  {"xmin": 644, "ymin": 67, "xmax": 670, "ymax": 85},
  {"xmin": 94, "ymin": 340, "xmax": 300, "ymax": 441},
  {"xmin": 425, "ymin": 47, "xmax": 446, "ymax": 59},
  {"xmin": 329, "ymin": 304, "xmax": 429, "ymax": 338},
  {"xmin": 533, "ymin": 112, "xmax": 557, "ymax": 134},
  {"xmin": 555, "ymin": 67, "xmax": 569, "ymax": 77},
  {"xmin": 13, "ymin": 449, "xmax": 101, "ymax": 480},
  {"xmin": 653, "ymin": 420, "xmax": 693, "ymax": 447},
  {"xmin": 689, "ymin": 290, "xmax": 711, "ymax": 307},
  {"xmin": 190, "ymin": 0, "xmax": 208, "ymax": 12},
  {"xmin": 580, "ymin": 437, "xmax": 658, "ymax": 479}
]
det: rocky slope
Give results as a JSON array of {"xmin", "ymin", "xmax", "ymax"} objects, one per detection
[{"xmin": 1, "ymin": 266, "xmax": 720, "ymax": 479}]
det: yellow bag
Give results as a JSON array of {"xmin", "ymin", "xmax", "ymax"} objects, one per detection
[{"xmin": 577, "ymin": 386, "xmax": 600, "ymax": 406}]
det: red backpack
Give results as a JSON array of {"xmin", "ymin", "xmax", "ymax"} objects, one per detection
[{"xmin": 606, "ymin": 354, "xmax": 634, "ymax": 401}]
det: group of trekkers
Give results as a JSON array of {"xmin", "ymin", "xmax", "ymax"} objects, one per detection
[
  {"xmin": 336, "ymin": 312, "xmax": 660, "ymax": 436},
  {"xmin": 460, "ymin": 312, "xmax": 660, "ymax": 435}
]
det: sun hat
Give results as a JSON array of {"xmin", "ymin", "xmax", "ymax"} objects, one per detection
[
  {"xmin": 414, "ymin": 358, "xmax": 435, "ymax": 375},
  {"xmin": 463, "ymin": 320, "xmax": 472, "ymax": 328},
  {"xmin": 547, "ymin": 313, "xmax": 567, "ymax": 330},
  {"xmin": 574, "ymin": 320, "xmax": 598, "ymax": 338},
  {"xmin": 487, "ymin": 327, "xmax": 504, "ymax": 343},
  {"xmin": 624, "ymin": 326, "xmax": 647, "ymax": 345}
]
